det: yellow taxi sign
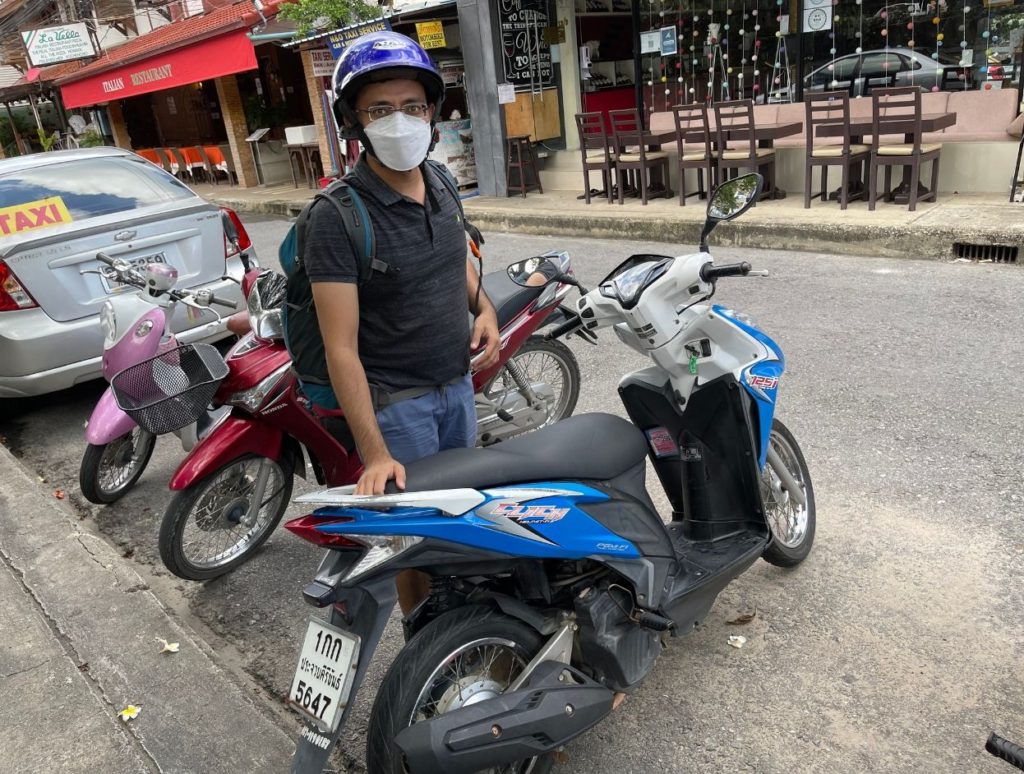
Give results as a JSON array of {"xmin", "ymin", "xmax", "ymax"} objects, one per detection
[
  {"xmin": 0, "ymin": 196, "xmax": 72, "ymax": 237},
  {"xmin": 416, "ymin": 21, "xmax": 446, "ymax": 50}
]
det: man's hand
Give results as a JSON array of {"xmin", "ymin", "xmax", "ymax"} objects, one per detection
[
  {"xmin": 471, "ymin": 310, "xmax": 500, "ymax": 370},
  {"xmin": 356, "ymin": 454, "xmax": 406, "ymax": 495}
]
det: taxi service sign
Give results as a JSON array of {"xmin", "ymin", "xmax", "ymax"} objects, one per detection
[
  {"xmin": 0, "ymin": 197, "xmax": 73, "ymax": 237},
  {"xmin": 416, "ymin": 21, "xmax": 446, "ymax": 50}
]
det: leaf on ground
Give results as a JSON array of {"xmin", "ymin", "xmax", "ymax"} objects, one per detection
[
  {"xmin": 727, "ymin": 609, "xmax": 758, "ymax": 626},
  {"xmin": 553, "ymin": 749, "xmax": 570, "ymax": 764},
  {"xmin": 727, "ymin": 635, "xmax": 748, "ymax": 649},
  {"xmin": 156, "ymin": 637, "xmax": 180, "ymax": 654},
  {"xmin": 77, "ymin": 662, "xmax": 89, "ymax": 672},
  {"xmin": 118, "ymin": 705, "xmax": 141, "ymax": 722},
  {"xmin": 53, "ymin": 489, "xmax": 65, "ymax": 500},
  {"xmin": 122, "ymin": 547, "xmax": 135, "ymax": 559},
  {"xmin": 37, "ymin": 475, "xmax": 47, "ymax": 484}
]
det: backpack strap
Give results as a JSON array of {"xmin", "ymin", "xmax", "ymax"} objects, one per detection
[
  {"xmin": 293, "ymin": 178, "xmax": 389, "ymax": 286},
  {"xmin": 426, "ymin": 159, "xmax": 484, "ymax": 247}
]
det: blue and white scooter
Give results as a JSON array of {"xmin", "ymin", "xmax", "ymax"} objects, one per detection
[{"xmin": 284, "ymin": 173, "xmax": 815, "ymax": 774}]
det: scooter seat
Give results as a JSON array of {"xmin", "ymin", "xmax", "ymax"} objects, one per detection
[
  {"xmin": 480, "ymin": 271, "xmax": 545, "ymax": 330},
  {"xmin": 400, "ymin": 413, "xmax": 649, "ymax": 492}
]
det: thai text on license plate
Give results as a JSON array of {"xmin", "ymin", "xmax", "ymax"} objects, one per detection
[{"xmin": 289, "ymin": 617, "xmax": 360, "ymax": 732}]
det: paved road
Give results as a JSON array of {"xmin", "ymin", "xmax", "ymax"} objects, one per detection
[{"xmin": 3, "ymin": 217, "xmax": 1022, "ymax": 773}]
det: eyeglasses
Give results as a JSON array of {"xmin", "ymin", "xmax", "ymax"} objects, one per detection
[{"xmin": 356, "ymin": 104, "xmax": 430, "ymax": 122}]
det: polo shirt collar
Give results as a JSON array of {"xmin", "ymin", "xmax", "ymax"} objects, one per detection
[{"xmin": 352, "ymin": 153, "xmax": 447, "ymax": 208}]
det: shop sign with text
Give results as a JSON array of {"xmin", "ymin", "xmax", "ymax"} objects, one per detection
[
  {"xmin": 416, "ymin": 21, "xmax": 446, "ymax": 49},
  {"xmin": 311, "ymin": 49, "xmax": 335, "ymax": 77},
  {"xmin": 326, "ymin": 18, "xmax": 392, "ymax": 59},
  {"xmin": 22, "ymin": 23, "xmax": 96, "ymax": 67}
]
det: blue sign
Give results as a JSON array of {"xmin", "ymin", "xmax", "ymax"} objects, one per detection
[
  {"xmin": 659, "ymin": 26, "xmax": 678, "ymax": 56},
  {"xmin": 326, "ymin": 18, "xmax": 392, "ymax": 59}
]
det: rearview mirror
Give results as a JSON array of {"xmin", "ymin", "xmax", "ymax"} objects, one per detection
[
  {"xmin": 700, "ymin": 173, "xmax": 764, "ymax": 251},
  {"xmin": 507, "ymin": 256, "xmax": 562, "ymax": 288}
]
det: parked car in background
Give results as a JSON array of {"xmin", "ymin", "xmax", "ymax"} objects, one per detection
[
  {"xmin": 804, "ymin": 47, "xmax": 974, "ymax": 96},
  {"xmin": 0, "ymin": 148, "xmax": 255, "ymax": 398}
]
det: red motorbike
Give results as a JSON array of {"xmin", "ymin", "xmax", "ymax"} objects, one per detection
[{"xmin": 157, "ymin": 253, "xmax": 587, "ymax": 580}]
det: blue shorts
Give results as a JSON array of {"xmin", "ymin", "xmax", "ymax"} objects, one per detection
[{"xmin": 304, "ymin": 374, "xmax": 475, "ymax": 464}]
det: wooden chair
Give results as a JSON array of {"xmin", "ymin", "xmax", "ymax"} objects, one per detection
[
  {"xmin": 609, "ymin": 108, "xmax": 669, "ymax": 205},
  {"xmin": 803, "ymin": 92, "xmax": 870, "ymax": 210},
  {"xmin": 868, "ymin": 86, "xmax": 941, "ymax": 212},
  {"xmin": 198, "ymin": 146, "xmax": 227, "ymax": 185},
  {"xmin": 574, "ymin": 112, "xmax": 616, "ymax": 204},
  {"xmin": 670, "ymin": 103, "xmax": 715, "ymax": 205},
  {"xmin": 713, "ymin": 99, "xmax": 776, "ymax": 196},
  {"xmin": 505, "ymin": 135, "xmax": 543, "ymax": 197}
]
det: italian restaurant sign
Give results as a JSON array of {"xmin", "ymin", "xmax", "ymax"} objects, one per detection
[
  {"xmin": 22, "ymin": 23, "xmax": 96, "ymax": 67},
  {"xmin": 61, "ymin": 30, "xmax": 257, "ymax": 109}
]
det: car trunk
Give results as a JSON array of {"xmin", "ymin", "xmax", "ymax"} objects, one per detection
[{"xmin": 3, "ymin": 203, "xmax": 224, "ymax": 323}]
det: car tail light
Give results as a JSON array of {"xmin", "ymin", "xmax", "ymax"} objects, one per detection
[
  {"xmin": 220, "ymin": 207, "xmax": 252, "ymax": 259},
  {"xmin": 0, "ymin": 261, "xmax": 38, "ymax": 312},
  {"xmin": 285, "ymin": 514, "xmax": 363, "ymax": 548}
]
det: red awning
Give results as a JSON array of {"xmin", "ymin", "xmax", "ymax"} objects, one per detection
[{"xmin": 61, "ymin": 29, "xmax": 257, "ymax": 109}]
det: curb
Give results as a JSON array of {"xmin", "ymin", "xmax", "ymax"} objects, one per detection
[{"xmin": 0, "ymin": 443, "xmax": 295, "ymax": 772}]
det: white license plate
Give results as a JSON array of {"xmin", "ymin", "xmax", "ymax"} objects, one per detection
[
  {"xmin": 289, "ymin": 617, "xmax": 360, "ymax": 732},
  {"xmin": 99, "ymin": 253, "xmax": 167, "ymax": 293}
]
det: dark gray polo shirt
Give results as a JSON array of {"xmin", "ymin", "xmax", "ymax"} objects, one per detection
[{"xmin": 304, "ymin": 155, "xmax": 470, "ymax": 393}]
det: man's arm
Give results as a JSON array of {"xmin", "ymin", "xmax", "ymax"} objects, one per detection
[
  {"xmin": 467, "ymin": 258, "xmax": 500, "ymax": 370},
  {"xmin": 311, "ymin": 282, "xmax": 405, "ymax": 495}
]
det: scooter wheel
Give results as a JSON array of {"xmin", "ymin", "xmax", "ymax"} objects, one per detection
[
  {"xmin": 761, "ymin": 419, "xmax": 816, "ymax": 567},
  {"xmin": 158, "ymin": 453, "xmax": 292, "ymax": 581},
  {"xmin": 79, "ymin": 429, "xmax": 156, "ymax": 505},
  {"xmin": 367, "ymin": 605, "xmax": 554, "ymax": 774}
]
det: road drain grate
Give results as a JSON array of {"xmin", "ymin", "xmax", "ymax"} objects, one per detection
[{"xmin": 953, "ymin": 242, "xmax": 1018, "ymax": 263}]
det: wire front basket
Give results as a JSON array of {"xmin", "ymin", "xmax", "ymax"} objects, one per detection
[{"xmin": 111, "ymin": 343, "xmax": 229, "ymax": 435}]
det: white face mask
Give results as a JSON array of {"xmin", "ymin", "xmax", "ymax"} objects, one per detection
[{"xmin": 362, "ymin": 111, "xmax": 432, "ymax": 172}]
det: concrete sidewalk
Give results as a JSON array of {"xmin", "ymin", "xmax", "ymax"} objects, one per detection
[
  {"xmin": 196, "ymin": 181, "xmax": 1024, "ymax": 263},
  {"xmin": 0, "ymin": 443, "xmax": 294, "ymax": 773}
]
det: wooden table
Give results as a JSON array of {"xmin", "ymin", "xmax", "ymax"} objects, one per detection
[
  {"xmin": 643, "ymin": 122, "xmax": 801, "ymax": 199},
  {"xmin": 815, "ymin": 112, "xmax": 956, "ymax": 202}
]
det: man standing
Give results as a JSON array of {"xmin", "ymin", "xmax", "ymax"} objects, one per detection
[{"xmin": 301, "ymin": 32, "xmax": 499, "ymax": 612}]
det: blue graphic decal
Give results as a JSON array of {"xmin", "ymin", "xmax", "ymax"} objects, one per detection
[
  {"xmin": 744, "ymin": 360, "xmax": 784, "ymax": 468},
  {"xmin": 308, "ymin": 482, "xmax": 640, "ymax": 560}
]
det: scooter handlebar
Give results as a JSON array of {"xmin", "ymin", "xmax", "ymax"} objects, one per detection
[
  {"xmin": 987, "ymin": 733, "xmax": 1024, "ymax": 771},
  {"xmin": 207, "ymin": 293, "xmax": 239, "ymax": 311},
  {"xmin": 96, "ymin": 252, "xmax": 116, "ymax": 267},
  {"xmin": 544, "ymin": 314, "xmax": 584, "ymax": 341}
]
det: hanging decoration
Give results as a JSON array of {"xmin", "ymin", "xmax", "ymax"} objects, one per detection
[
  {"xmin": 959, "ymin": 2, "xmax": 970, "ymax": 91},
  {"xmin": 931, "ymin": 0, "xmax": 944, "ymax": 92}
]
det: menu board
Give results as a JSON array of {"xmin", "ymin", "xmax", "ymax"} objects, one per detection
[{"xmin": 497, "ymin": 0, "xmax": 555, "ymax": 92}]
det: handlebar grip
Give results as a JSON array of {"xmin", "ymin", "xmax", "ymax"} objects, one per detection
[
  {"xmin": 987, "ymin": 734, "xmax": 1024, "ymax": 771},
  {"xmin": 208, "ymin": 293, "xmax": 239, "ymax": 311},
  {"xmin": 96, "ymin": 252, "xmax": 116, "ymax": 267},
  {"xmin": 544, "ymin": 314, "xmax": 583, "ymax": 341},
  {"xmin": 700, "ymin": 261, "xmax": 753, "ymax": 282}
]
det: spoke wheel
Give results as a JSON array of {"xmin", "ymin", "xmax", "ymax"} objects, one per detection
[
  {"xmin": 158, "ymin": 453, "xmax": 292, "ymax": 580},
  {"xmin": 79, "ymin": 428, "xmax": 156, "ymax": 504},
  {"xmin": 368, "ymin": 606, "xmax": 553, "ymax": 774},
  {"xmin": 760, "ymin": 419, "xmax": 816, "ymax": 567},
  {"xmin": 485, "ymin": 337, "xmax": 580, "ymax": 436}
]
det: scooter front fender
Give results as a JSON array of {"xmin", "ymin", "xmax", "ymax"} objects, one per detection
[
  {"xmin": 85, "ymin": 387, "xmax": 138, "ymax": 445},
  {"xmin": 169, "ymin": 414, "xmax": 284, "ymax": 491}
]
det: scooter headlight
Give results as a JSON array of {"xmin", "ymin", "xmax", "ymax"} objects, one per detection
[{"xmin": 100, "ymin": 301, "xmax": 116, "ymax": 344}]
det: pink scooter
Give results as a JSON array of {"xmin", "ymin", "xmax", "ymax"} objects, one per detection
[{"xmin": 79, "ymin": 252, "xmax": 245, "ymax": 504}]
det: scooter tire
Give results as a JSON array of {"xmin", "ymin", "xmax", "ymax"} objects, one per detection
[
  {"xmin": 158, "ymin": 453, "xmax": 292, "ymax": 581},
  {"xmin": 79, "ymin": 431, "xmax": 156, "ymax": 505},
  {"xmin": 507, "ymin": 336, "xmax": 581, "ymax": 426},
  {"xmin": 761, "ymin": 419, "xmax": 816, "ymax": 568},
  {"xmin": 367, "ymin": 605, "xmax": 554, "ymax": 774}
]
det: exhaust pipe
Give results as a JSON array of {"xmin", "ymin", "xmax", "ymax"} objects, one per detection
[{"xmin": 394, "ymin": 661, "xmax": 614, "ymax": 774}]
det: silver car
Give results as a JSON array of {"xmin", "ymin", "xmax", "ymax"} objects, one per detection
[
  {"xmin": 0, "ymin": 147, "xmax": 254, "ymax": 398},
  {"xmin": 804, "ymin": 47, "xmax": 974, "ymax": 96}
]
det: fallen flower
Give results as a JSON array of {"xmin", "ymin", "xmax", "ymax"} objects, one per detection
[
  {"xmin": 156, "ymin": 637, "xmax": 180, "ymax": 654},
  {"xmin": 54, "ymin": 489, "xmax": 65, "ymax": 500},
  {"xmin": 727, "ymin": 635, "xmax": 747, "ymax": 649},
  {"xmin": 119, "ymin": 705, "xmax": 141, "ymax": 722}
]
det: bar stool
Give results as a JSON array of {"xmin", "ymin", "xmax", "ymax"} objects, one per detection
[{"xmin": 505, "ymin": 135, "xmax": 543, "ymax": 197}]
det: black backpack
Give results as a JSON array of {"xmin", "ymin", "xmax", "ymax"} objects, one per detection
[{"xmin": 281, "ymin": 161, "xmax": 475, "ymax": 387}]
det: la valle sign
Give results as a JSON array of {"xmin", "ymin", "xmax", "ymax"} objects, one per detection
[{"xmin": 22, "ymin": 22, "xmax": 96, "ymax": 67}]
